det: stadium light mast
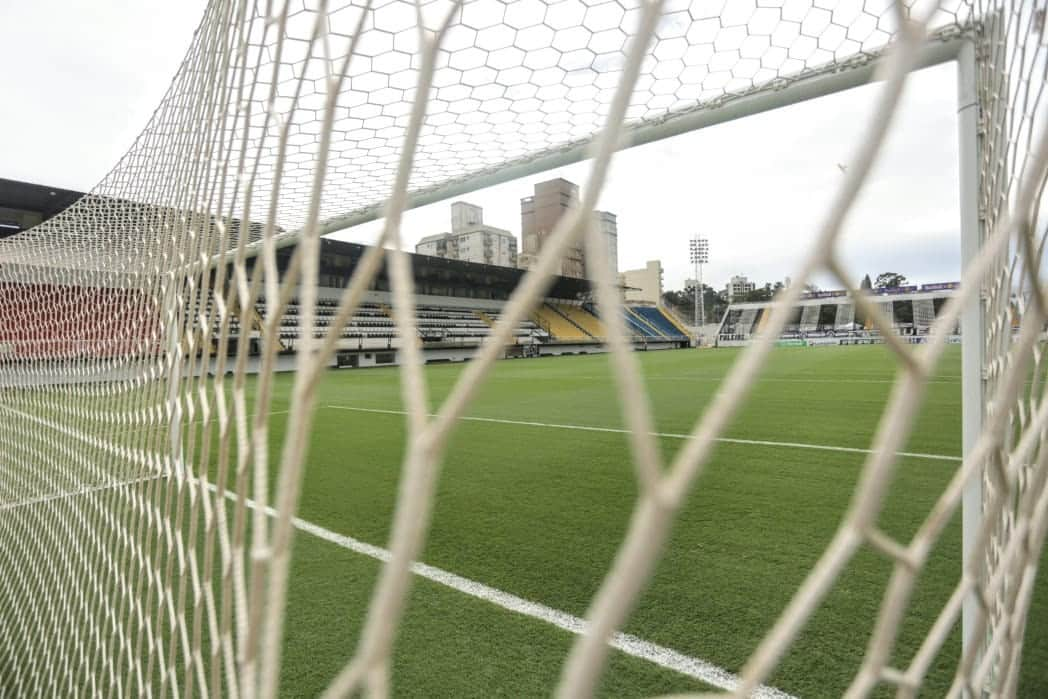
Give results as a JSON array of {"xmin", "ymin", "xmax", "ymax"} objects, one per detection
[{"xmin": 689, "ymin": 236, "xmax": 709, "ymax": 335}]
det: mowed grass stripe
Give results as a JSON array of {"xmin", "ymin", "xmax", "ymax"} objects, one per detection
[
  {"xmin": 206, "ymin": 482, "xmax": 795, "ymax": 699},
  {"xmin": 324, "ymin": 405, "xmax": 961, "ymax": 463}
]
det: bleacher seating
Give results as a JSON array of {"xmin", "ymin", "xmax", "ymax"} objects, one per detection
[
  {"xmin": 579, "ymin": 304, "xmax": 685, "ymax": 342},
  {"xmin": 630, "ymin": 306, "xmax": 686, "ymax": 338},
  {"xmin": 0, "ymin": 282, "xmax": 159, "ymax": 360},
  {"xmin": 621, "ymin": 309, "xmax": 656, "ymax": 337},
  {"xmin": 657, "ymin": 305, "xmax": 692, "ymax": 336},
  {"xmin": 554, "ymin": 304, "xmax": 604, "ymax": 338},
  {"xmin": 0, "ymin": 281, "xmax": 688, "ymax": 367},
  {"xmin": 236, "ymin": 297, "xmax": 545, "ymax": 350},
  {"xmin": 486, "ymin": 311, "xmax": 546, "ymax": 341},
  {"xmin": 624, "ymin": 307, "xmax": 662, "ymax": 337},
  {"xmin": 214, "ymin": 295, "xmax": 686, "ymax": 354},
  {"xmin": 531, "ymin": 304, "xmax": 590, "ymax": 341}
]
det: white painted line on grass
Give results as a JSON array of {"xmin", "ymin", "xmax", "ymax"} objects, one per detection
[
  {"xmin": 325, "ymin": 405, "xmax": 962, "ymax": 463},
  {"xmin": 0, "ymin": 403, "xmax": 160, "ymax": 471},
  {"xmin": 207, "ymin": 483, "xmax": 794, "ymax": 699},
  {"xmin": 533, "ymin": 375, "xmax": 962, "ymax": 386},
  {"xmin": 0, "ymin": 474, "xmax": 165, "ymax": 512}
]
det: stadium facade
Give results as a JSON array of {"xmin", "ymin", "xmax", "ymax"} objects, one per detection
[{"xmin": 717, "ymin": 283, "xmax": 963, "ymax": 346}]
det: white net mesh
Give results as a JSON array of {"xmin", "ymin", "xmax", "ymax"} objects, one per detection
[{"xmin": 0, "ymin": 0, "xmax": 1046, "ymax": 697}]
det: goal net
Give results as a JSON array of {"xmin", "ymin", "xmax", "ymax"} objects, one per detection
[{"xmin": 0, "ymin": 0, "xmax": 1045, "ymax": 697}]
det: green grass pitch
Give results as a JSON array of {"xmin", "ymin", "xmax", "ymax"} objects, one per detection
[{"xmin": 252, "ymin": 344, "xmax": 1047, "ymax": 697}]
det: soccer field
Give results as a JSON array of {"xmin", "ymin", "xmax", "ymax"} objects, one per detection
[{"xmin": 239, "ymin": 344, "xmax": 1046, "ymax": 697}]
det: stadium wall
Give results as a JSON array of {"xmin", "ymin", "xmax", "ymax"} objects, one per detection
[
  {"xmin": 716, "ymin": 335, "xmax": 963, "ymax": 348},
  {"xmin": 203, "ymin": 339, "xmax": 681, "ymax": 376}
]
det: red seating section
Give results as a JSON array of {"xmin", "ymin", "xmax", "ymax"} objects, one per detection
[{"xmin": 0, "ymin": 283, "xmax": 160, "ymax": 360}]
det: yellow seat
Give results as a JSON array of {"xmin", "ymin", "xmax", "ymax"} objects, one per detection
[
  {"xmin": 532, "ymin": 304, "xmax": 589, "ymax": 341},
  {"xmin": 554, "ymin": 304, "xmax": 605, "ymax": 338}
]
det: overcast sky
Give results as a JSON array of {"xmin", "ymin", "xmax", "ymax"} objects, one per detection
[{"xmin": 1, "ymin": 1, "xmax": 961, "ymax": 291}]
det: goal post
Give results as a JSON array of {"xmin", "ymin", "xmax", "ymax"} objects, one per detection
[{"xmin": 956, "ymin": 34, "xmax": 985, "ymax": 668}]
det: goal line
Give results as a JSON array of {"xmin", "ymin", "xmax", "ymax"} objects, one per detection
[{"xmin": 325, "ymin": 404, "xmax": 962, "ymax": 463}]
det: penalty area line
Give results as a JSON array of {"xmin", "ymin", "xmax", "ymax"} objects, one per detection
[
  {"xmin": 325, "ymin": 405, "xmax": 961, "ymax": 463},
  {"xmin": 207, "ymin": 483, "xmax": 794, "ymax": 699}
]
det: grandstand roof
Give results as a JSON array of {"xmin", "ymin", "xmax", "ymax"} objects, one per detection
[
  {"xmin": 0, "ymin": 178, "xmax": 590, "ymax": 302},
  {"xmin": 0, "ymin": 178, "xmax": 84, "ymax": 236},
  {"xmin": 304, "ymin": 239, "xmax": 593, "ymax": 302}
]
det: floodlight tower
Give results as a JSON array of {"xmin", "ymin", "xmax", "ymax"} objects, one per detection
[{"xmin": 689, "ymin": 236, "xmax": 709, "ymax": 332}]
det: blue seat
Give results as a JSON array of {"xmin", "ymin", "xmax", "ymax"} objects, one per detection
[
  {"xmin": 632, "ymin": 306, "xmax": 683, "ymax": 337},
  {"xmin": 622, "ymin": 309, "xmax": 657, "ymax": 337}
]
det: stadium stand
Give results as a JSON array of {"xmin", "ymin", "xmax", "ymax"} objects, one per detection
[
  {"xmin": 624, "ymin": 307, "xmax": 661, "ymax": 336},
  {"xmin": 0, "ymin": 182, "xmax": 687, "ymax": 369},
  {"xmin": 799, "ymin": 305, "xmax": 820, "ymax": 333},
  {"xmin": 621, "ymin": 308, "xmax": 658, "ymax": 337},
  {"xmin": 0, "ymin": 282, "xmax": 158, "ymax": 359},
  {"xmin": 196, "ymin": 238, "xmax": 688, "ymax": 365},
  {"xmin": 631, "ymin": 306, "xmax": 687, "ymax": 338},
  {"xmin": 241, "ymin": 297, "xmax": 547, "ymax": 352},
  {"xmin": 552, "ymin": 303, "xmax": 605, "ymax": 339},
  {"xmin": 716, "ymin": 283, "xmax": 963, "ymax": 346},
  {"xmin": 244, "ymin": 297, "xmax": 531, "ymax": 350},
  {"xmin": 588, "ymin": 304, "xmax": 688, "ymax": 343},
  {"xmin": 532, "ymin": 304, "xmax": 590, "ymax": 342},
  {"xmin": 485, "ymin": 309, "xmax": 548, "ymax": 342},
  {"xmin": 658, "ymin": 305, "xmax": 693, "ymax": 337}
]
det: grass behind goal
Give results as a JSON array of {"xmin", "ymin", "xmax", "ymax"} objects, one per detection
[{"xmin": 218, "ymin": 346, "xmax": 1045, "ymax": 696}]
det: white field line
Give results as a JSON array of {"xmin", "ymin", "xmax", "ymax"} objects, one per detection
[
  {"xmin": 514, "ymin": 375, "xmax": 963, "ymax": 386},
  {"xmin": 325, "ymin": 405, "xmax": 962, "ymax": 463},
  {"xmin": 0, "ymin": 408, "xmax": 290, "ymax": 508},
  {"xmin": 0, "ymin": 403, "xmax": 159, "ymax": 471},
  {"xmin": 206, "ymin": 483, "xmax": 795, "ymax": 699},
  {"xmin": 0, "ymin": 474, "xmax": 165, "ymax": 512},
  {"xmin": 102, "ymin": 409, "xmax": 291, "ymax": 438}
]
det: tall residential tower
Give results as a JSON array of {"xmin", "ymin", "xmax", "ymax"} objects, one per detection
[
  {"xmin": 518, "ymin": 178, "xmax": 617, "ymax": 279},
  {"xmin": 415, "ymin": 201, "xmax": 517, "ymax": 268}
]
